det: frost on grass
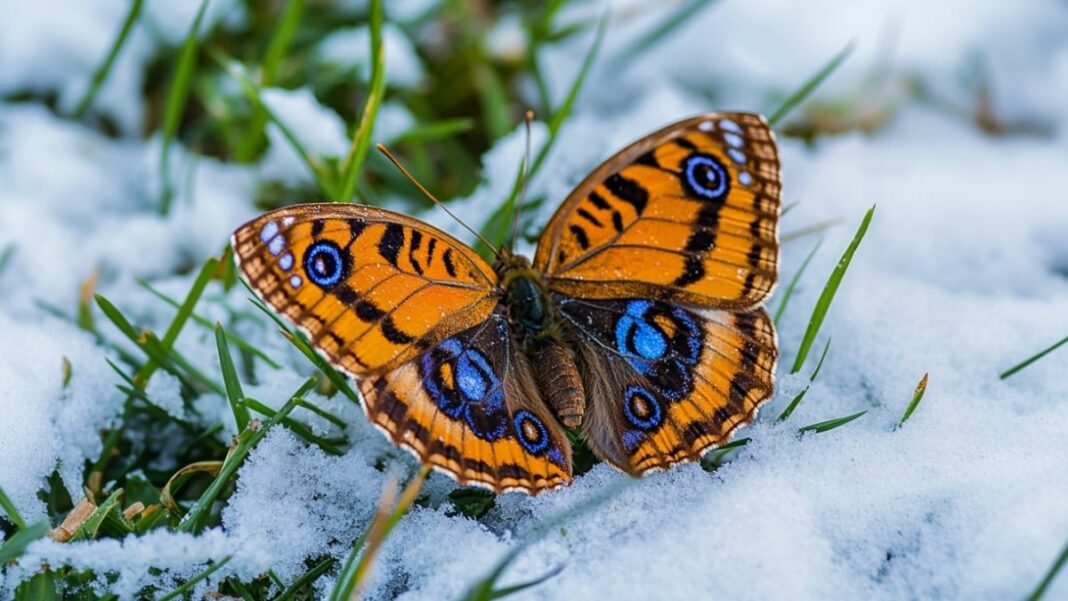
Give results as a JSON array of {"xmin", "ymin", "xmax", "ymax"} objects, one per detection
[{"xmin": 3, "ymin": 0, "xmax": 1068, "ymax": 599}]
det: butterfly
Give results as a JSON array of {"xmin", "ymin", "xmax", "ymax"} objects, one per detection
[{"xmin": 232, "ymin": 112, "xmax": 781, "ymax": 494}]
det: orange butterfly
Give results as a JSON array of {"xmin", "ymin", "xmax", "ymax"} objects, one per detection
[{"xmin": 232, "ymin": 112, "xmax": 780, "ymax": 494}]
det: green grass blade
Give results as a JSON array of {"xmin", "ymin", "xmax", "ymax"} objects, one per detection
[
  {"xmin": 448, "ymin": 488, "xmax": 497, "ymax": 519},
  {"xmin": 524, "ymin": 0, "xmax": 571, "ymax": 113},
  {"xmin": 329, "ymin": 467, "xmax": 430, "ymax": 601},
  {"xmin": 136, "ymin": 279, "xmax": 281, "ymax": 369},
  {"xmin": 773, "ymin": 239, "xmax": 822, "ymax": 326},
  {"xmin": 70, "ymin": 489, "xmax": 124, "ymax": 542},
  {"xmin": 1000, "ymin": 334, "xmax": 1068, "ymax": 380},
  {"xmin": 177, "ymin": 378, "xmax": 315, "ymax": 533},
  {"xmin": 458, "ymin": 476, "xmax": 630, "ymax": 601},
  {"xmin": 212, "ymin": 49, "xmax": 334, "ymax": 196},
  {"xmin": 777, "ymin": 337, "xmax": 831, "ymax": 422},
  {"xmin": 160, "ymin": 0, "xmax": 211, "ymax": 215},
  {"xmin": 898, "ymin": 372, "xmax": 929, "ymax": 427},
  {"xmin": 768, "ymin": 41, "xmax": 855, "ymax": 127},
  {"xmin": 0, "ymin": 485, "xmax": 27, "ymax": 529},
  {"xmin": 244, "ymin": 398, "xmax": 345, "ymax": 455},
  {"xmin": 1026, "ymin": 540, "xmax": 1068, "ymax": 601},
  {"xmin": 481, "ymin": 14, "xmax": 608, "ymax": 250},
  {"xmin": 72, "ymin": 0, "xmax": 144, "ymax": 119},
  {"xmin": 235, "ymin": 0, "xmax": 306, "ymax": 162},
  {"xmin": 610, "ymin": 0, "xmax": 717, "ymax": 69},
  {"xmin": 533, "ymin": 13, "xmax": 607, "ymax": 178},
  {"xmin": 0, "ymin": 521, "xmax": 49, "ymax": 563},
  {"xmin": 790, "ymin": 205, "xmax": 874, "ymax": 373},
  {"xmin": 97, "ymin": 294, "xmax": 222, "ymax": 394},
  {"xmin": 0, "ymin": 244, "xmax": 14, "ymax": 277},
  {"xmin": 700, "ymin": 437, "xmax": 751, "ymax": 472},
  {"xmin": 480, "ymin": 156, "xmax": 530, "ymax": 255},
  {"xmin": 215, "ymin": 322, "xmax": 250, "ymax": 431},
  {"xmin": 475, "ymin": 64, "xmax": 511, "ymax": 143},
  {"xmin": 274, "ymin": 557, "xmax": 335, "ymax": 601},
  {"xmin": 782, "ymin": 218, "xmax": 844, "ymax": 243},
  {"xmin": 486, "ymin": 565, "xmax": 565, "ymax": 600},
  {"xmin": 706, "ymin": 405, "xmax": 868, "ymax": 471},
  {"xmin": 395, "ymin": 118, "xmax": 476, "ymax": 143},
  {"xmin": 161, "ymin": 257, "xmax": 219, "ymax": 348},
  {"xmin": 337, "ymin": 0, "xmax": 386, "ymax": 203},
  {"xmin": 247, "ymin": 294, "xmax": 360, "ymax": 404},
  {"xmin": 140, "ymin": 331, "xmax": 227, "ymax": 395},
  {"xmin": 798, "ymin": 410, "xmax": 867, "ymax": 434},
  {"xmin": 14, "ymin": 570, "xmax": 57, "ymax": 601},
  {"xmin": 158, "ymin": 555, "xmax": 233, "ymax": 601}
]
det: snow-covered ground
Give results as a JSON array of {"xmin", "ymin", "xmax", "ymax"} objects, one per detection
[{"xmin": 2, "ymin": 0, "xmax": 1068, "ymax": 599}]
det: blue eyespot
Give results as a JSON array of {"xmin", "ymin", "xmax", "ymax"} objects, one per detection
[
  {"xmin": 623, "ymin": 386, "xmax": 662, "ymax": 431},
  {"xmin": 611, "ymin": 301, "xmax": 703, "ymax": 401},
  {"xmin": 421, "ymin": 337, "xmax": 508, "ymax": 442},
  {"xmin": 615, "ymin": 300, "xmax": 667, "ymax": 363},
  {"xmin": 513, "ymin": 410, "xmax": 549, "ymax": 454},
  {"xmin": 303, "ymin": 240, "xmax": 347, "ymax": 288},
  {"xmin": 682, "ymin": 153, "xmax": 730, "ymax": 201},
  {"xmin": 455, "ymin": 348, "xmax": 494, "ymax": 403}
]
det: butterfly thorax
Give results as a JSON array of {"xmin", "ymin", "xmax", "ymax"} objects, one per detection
[
  {"xmin": 495, "ymin": 249, "xmax": 586, "ymax": 429},
  {"xmin": 496, "ymin": 254, "xmax": 552, "ymax": 342}
]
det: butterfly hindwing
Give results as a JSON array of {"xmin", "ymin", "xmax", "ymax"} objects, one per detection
[
  {"xmin": 232, "ymin": 203, "xmax": 499, "ymax": 376},
  {"xmin": 535, "ymin": 112, "xmax": 781, "ymax": 310},
  {"xmin": 557, "ymin": 296, "xmax": 777, "ymax": 474},
  {"xmin": 360, "ymin": 309, "xmax": 572, "ymax": 493}
]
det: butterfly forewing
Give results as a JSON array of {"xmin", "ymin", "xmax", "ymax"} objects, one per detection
[
  {"xmin": 232, "ymin": 203, "xmax": 499, "ymax": 377},
  {"xmin": 535, "ymin": 112, "xmax": 781, "ymax": 310}
]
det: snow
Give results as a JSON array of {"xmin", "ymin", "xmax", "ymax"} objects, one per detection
[
  {"xmin": 316, "ymin": 24, "xmax": 425, "ymax": 89},
  {"xmin": 3, "ymin": 0, "xmax": 1068, "ymax": 599}
]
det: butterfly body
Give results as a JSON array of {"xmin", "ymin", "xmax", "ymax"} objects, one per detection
[
  {"xmin": 234, "ymin": 112, "xmax": 782, "ymax": 494},
  {"xmin": 496, "ymin": 251, "xmax": 589, "ymax": 429}
]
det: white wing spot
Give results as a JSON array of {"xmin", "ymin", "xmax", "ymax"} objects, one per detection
[
  {"xmin": 719, "ymin": 119, "xmax": 742, "ymax": 133},
  {"xmin": 260, "ymin": 221, "xmax": 279, "ymax": 242},
  {"xmin": 268, "ymin": 236, "xmax": 286, "ymax": 256}
]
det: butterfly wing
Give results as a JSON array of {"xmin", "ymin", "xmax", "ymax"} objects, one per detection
[
  {"xmin": 534, "ymin": 112, "xmax": 781, "ymax": 310},
  {"xmin": 233, "ymin": 204, "xmax": 571, "ymax": 493},
  {"xmin": 360, "ymin": 309, "xmax": 572, "ymax": 493},
  {"xmin": 232, "ymin": 203, "xmax": 499, "ymax": 376},
  {"xmin": 557, "ymin": 296, "xmax": 777, "ymax": 474}
]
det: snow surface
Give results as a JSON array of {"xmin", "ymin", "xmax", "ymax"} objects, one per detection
[{"xmin": 3, "ymin": 0, "xmax": 1068, "ymax": 599}]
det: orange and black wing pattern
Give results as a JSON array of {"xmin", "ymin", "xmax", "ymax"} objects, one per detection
[
  {"xmin": 232, "ymin": 203, "xmax": 498, "ymax": 376},
  {"xmin": 535, "ymin": 112, "xmax": 781, "ymax": 310},
  {"xmin": 232, "ymin": 204, "xmax": 571, "ymax": 494},
  {"xmin": 359, "ymin": 310, "xmax": 572, "ymax": 493},
  {"xmin": 559, "ymin": 296, "xmax": 778, "ymax": 474}
]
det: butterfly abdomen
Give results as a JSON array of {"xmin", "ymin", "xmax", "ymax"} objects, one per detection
[{"xmin": 531, "ymin": 343, "xmax": 585, "ymax": 429}]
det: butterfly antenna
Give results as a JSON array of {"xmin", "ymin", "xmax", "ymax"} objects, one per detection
[
  {"xmin": 509, "ymin": 110, "xmax": 535, "ymax": 251},
  {"xmin": 376, "ymin": 144, "xmax": 500, "ymax": 259}
]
